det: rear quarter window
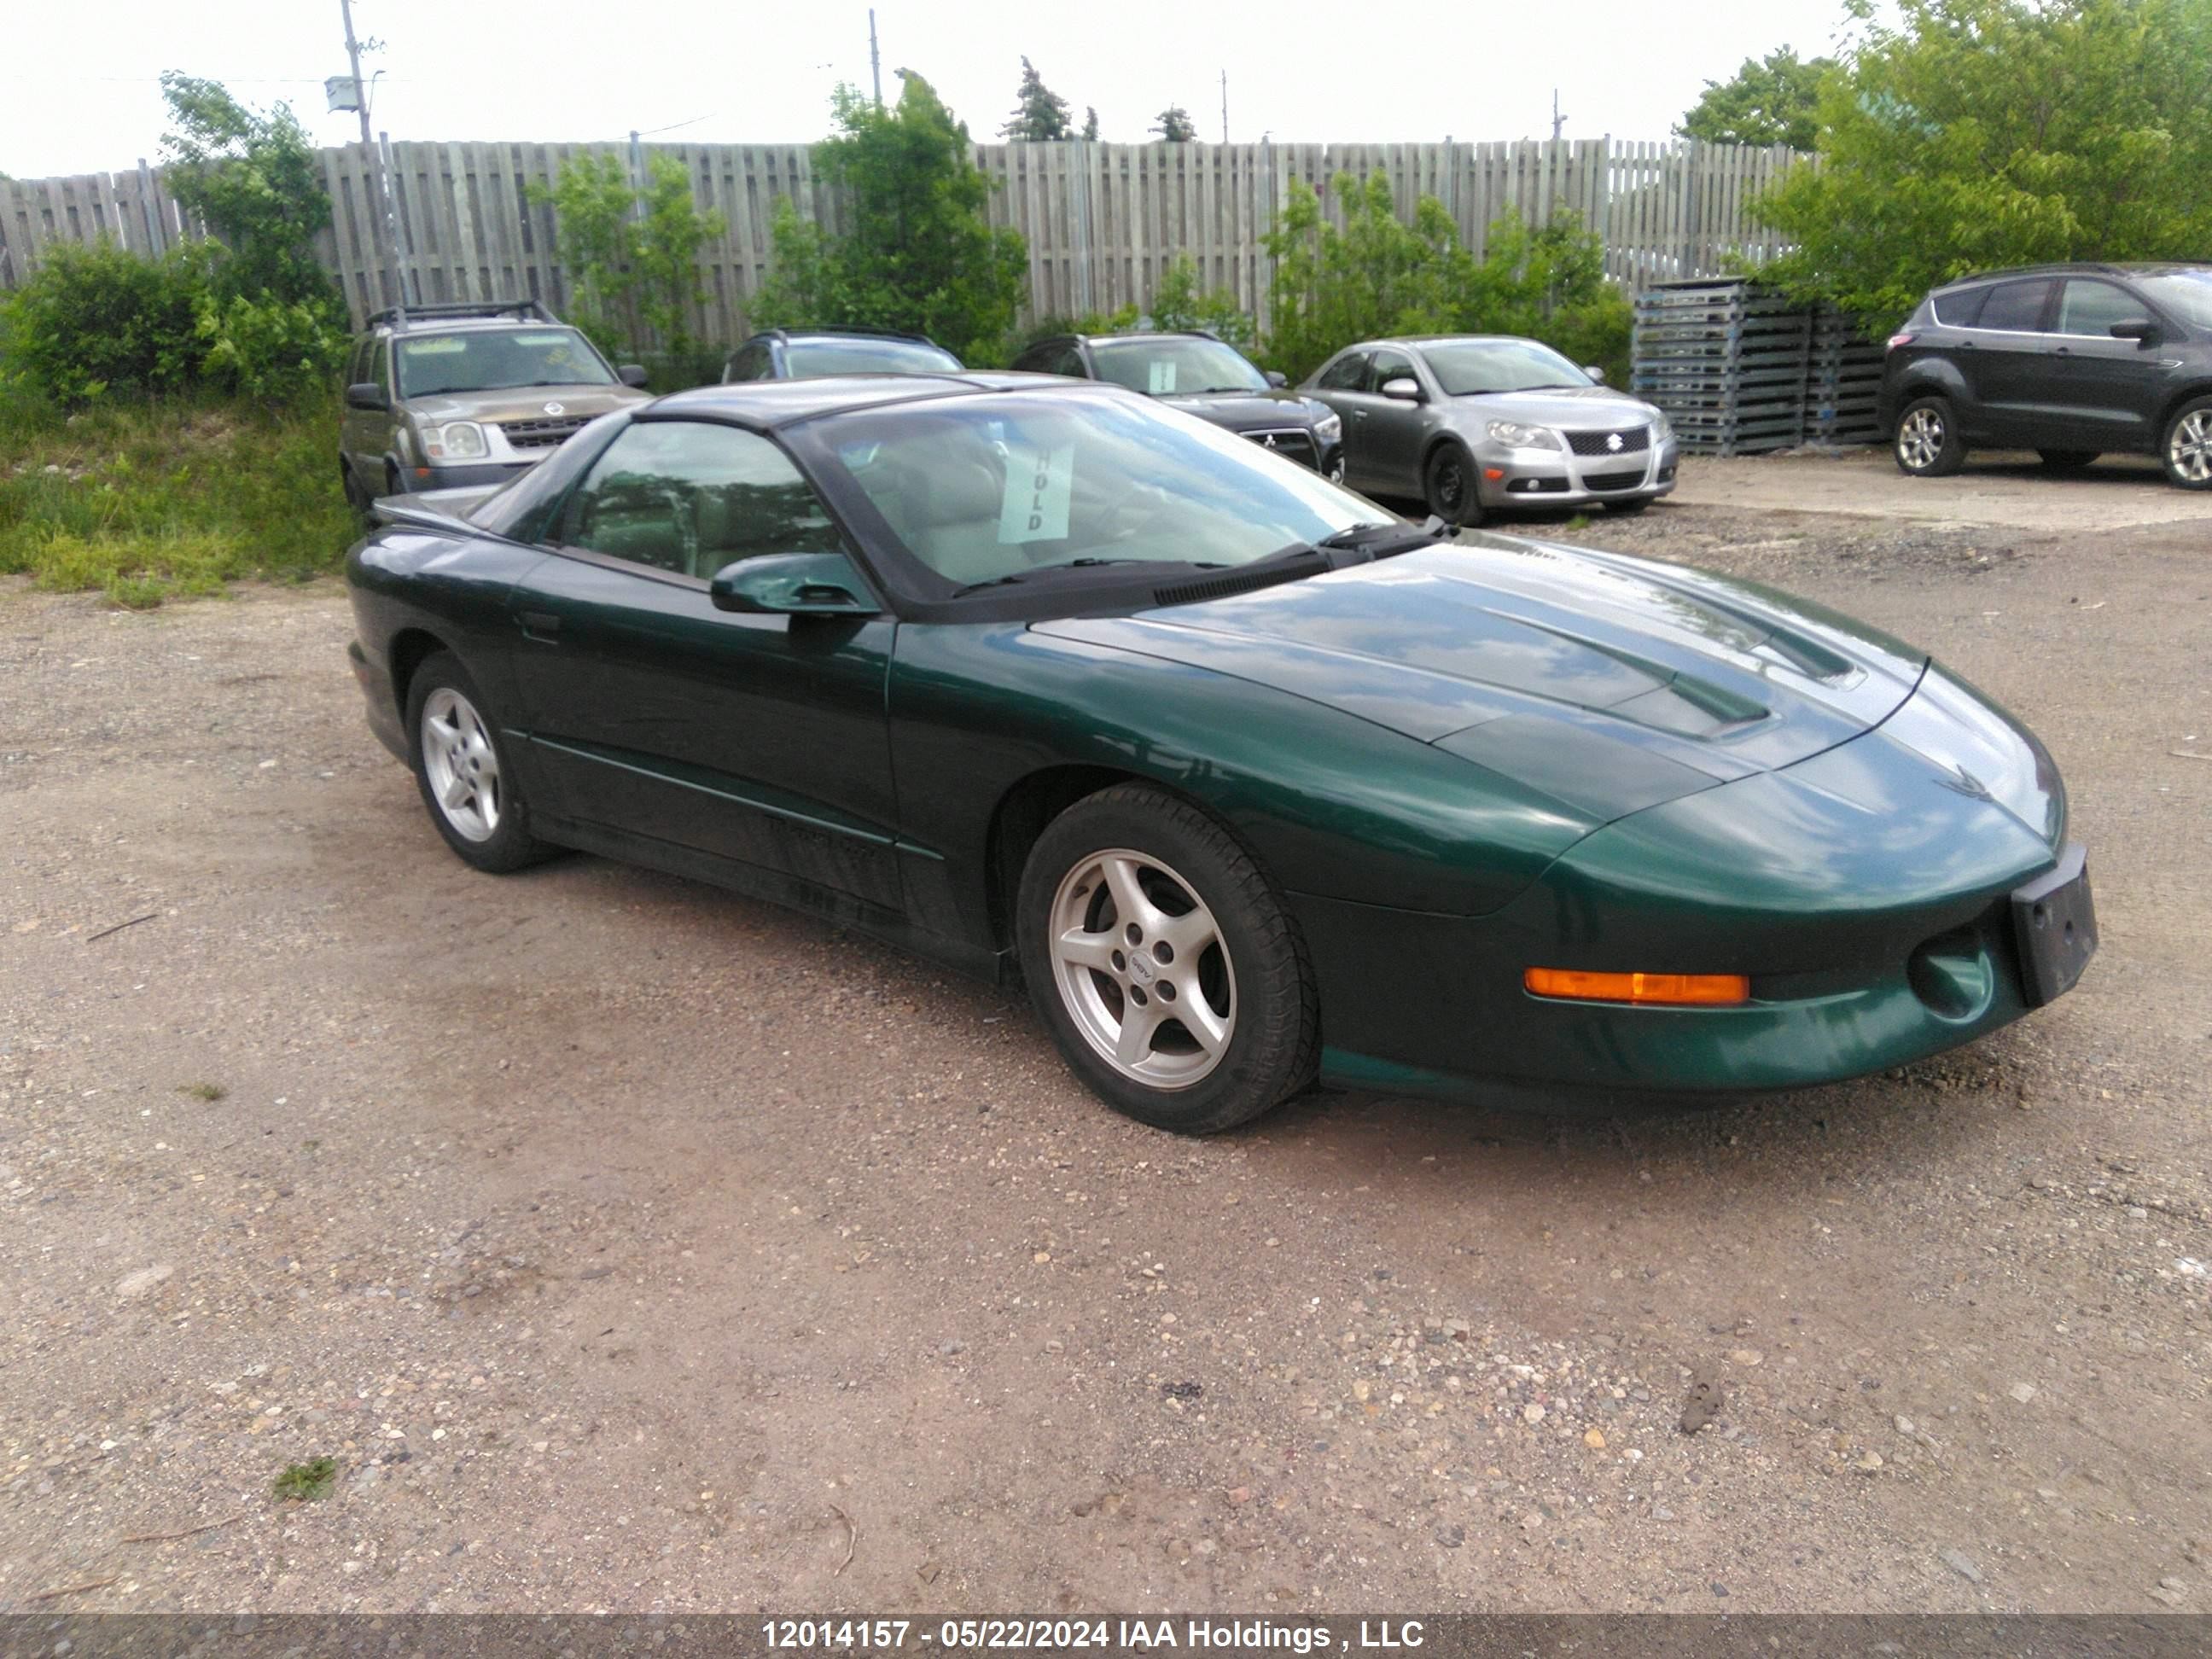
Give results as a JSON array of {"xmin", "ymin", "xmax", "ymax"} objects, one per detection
[{"xmin": 1931, "ymin": 288, "xmax": 1988, "ymax": 328}]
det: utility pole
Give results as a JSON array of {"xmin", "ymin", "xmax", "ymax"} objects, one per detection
[
  {"xmin": 868, "ymin": 9, "xmax": 882, "ymax": 106},
  {"xmin": 1551, "ymin": 88, "xmax": 1566, "ymax": 141},
  {"xmin": 339, "ymin": 0, "xmax": 404, "ymax": 316},
  {"xmin": 1220, "ymin": 69, "xmax": 1228, "ymax": 144}
]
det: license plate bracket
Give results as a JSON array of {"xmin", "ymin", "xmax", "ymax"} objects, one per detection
[{"xmin": 2010, "ymin": 843, "xmax": 2097, "ymax": 1007}]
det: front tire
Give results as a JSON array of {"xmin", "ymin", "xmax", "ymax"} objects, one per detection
[
  {"xmin": 404, "ymin": 651, "xmax": 553, "ymax": 873},
  {"xmin": 1894, "ymin": 396, "xmax": 1965, "ymax": 477},
  {"xmin": 1423, "ymin": 439, "xmax": 1487, "ymax": 527},
  {"xmin": 2162, "ymin": 397, "xmax": 2212, "ymax": 490},
  {"xmin": 1016, "ymin": 784, "xmax": 1318, "ymax": 1134}
]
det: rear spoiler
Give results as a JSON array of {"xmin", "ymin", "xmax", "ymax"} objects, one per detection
[{"xmin": 370, "ymin": 485, "xmax": 502, "ymax": 532}]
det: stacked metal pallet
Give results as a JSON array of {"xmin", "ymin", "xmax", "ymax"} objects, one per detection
[
  {"xmin": 1631, "ymin": 280, "xmax": 1813, "ymax": 456},
  {"xmin": 1631, "ymin": 278, "xmax": 1880, "ymax": 457},
  {"xmin": 1805, "ymin": 307, "xmax": 1886, "ymax": 445}
]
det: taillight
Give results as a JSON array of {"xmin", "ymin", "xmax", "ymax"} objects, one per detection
[{"xmin": 1887, "ymin": 331, "xmax": 1917, "ymax": 351}]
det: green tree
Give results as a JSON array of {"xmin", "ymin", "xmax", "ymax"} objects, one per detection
[
  {"xmin": 1677, "ymin": 47, "xmax": 1833, "ymax": 150},
  {"xmin": 1755, "ymin": 0, "xmax": 2212, "ymax": 333},
  {"xmin": 1260, "ymin": 173, "xmax": 1468, "ymax": 380},
  {"xmin": 752, "ymin": 73, "xmax": 1029, "ymax": 364},
  {"xmin": 528, "ymin": 152, "xmax": 636, "ymax": 352},
  {"xmin": 527, "ymin": 153, "xmax": 726, "ymax": 361},
  {"xmin": 1145, "ymin": 255, "xmax": 1254, "ymax": 348},
  {"xmin": 1081, "ymin": 107, "xmax": 1100, "ymax": 142},
  {"xmin": 1258, "ymin": 172, "xmax": 1629, "ymax": 382},
  {"xmin": 1151, "ymin": 106, "xmax": 1197, "ymax": 143},
  {"xmin": 157, "ymin": 73, "xmax": 339, "ymax": 310},
  {"xmin": 1002, "ymin": 56, "xmax": 1073, "ymax": 141},
  {"xmin": 632, "ymin": 155, "xmax": 726, "ymax": 359}
]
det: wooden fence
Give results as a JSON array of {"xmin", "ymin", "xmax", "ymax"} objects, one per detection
[{"xmin": 0, "ymin": 137, "xmax": 1803, "ymax": 342}]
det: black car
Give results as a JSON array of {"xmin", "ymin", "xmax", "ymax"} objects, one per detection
[
  {"xmin": 724, "ymin": 325, "xmax": 963, "ymax": 382},
  {"xmin": 1011, "ymin": 330, "xmax": 1345, "ymax": 479},
  {"xmin": 1880, "ymin": 262, "xmax": 2212, "ymax": 489}
]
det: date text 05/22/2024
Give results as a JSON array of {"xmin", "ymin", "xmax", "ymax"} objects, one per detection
[{"xmin": 761, "ymin": 1621, "xmax": 1429, "ymax": 1652}]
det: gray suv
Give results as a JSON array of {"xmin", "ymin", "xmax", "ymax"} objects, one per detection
[{"xmin": 340, "ymin": 301, "xmax": 649, "ymax": 515}]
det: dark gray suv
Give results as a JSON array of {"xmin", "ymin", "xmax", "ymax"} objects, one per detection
[{"xmin": 1879, "ymin": 262, "xmax": 2212, "ymax": 489}]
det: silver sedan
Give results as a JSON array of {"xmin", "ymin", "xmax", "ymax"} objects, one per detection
[{"xmin": 1302, "ymin": 335, "xmax": 1679, "ymax": 525}]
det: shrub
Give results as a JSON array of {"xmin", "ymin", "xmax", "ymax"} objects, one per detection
[
  {"xmin": 529, "ymin": 152, "xmax": 726, "ymax": 360},
  {"xmin": 1, "ymin": 242, "xmax": 212, "ymax": 402},
  {"xmin": 195, "ymin": 290, "xmax": 349, "ymax": 402}
]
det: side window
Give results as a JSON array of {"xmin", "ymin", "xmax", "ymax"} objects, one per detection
[
  {"xmin": 1976, "ymin": 280, "xmax": 2053, "ymax": 333},
  {"xmin": 1370, "ymin": 350, "xmax": 1417, "ymax": 391},
  {"xmin": 1316, "ymin": 351, "xmax": 1370, "ymax": 392},
  {"xmin": 727, "ymin": 341, "xmax": 771, "ymax": 381},
  {"xmin": 2057, "ymin": 279, "xmax": 2142, "ymax": 336},
  {"xmin": 1021, "ymin": 344, "xmax": 1085, "ymax": 378},
  {"xmin": 556, "ymin": 422, "xmax": 842, "ymax": 579},
  {"xmin": 370, "ymin": 341, "xmax": 392, "ymax": 394},
  {"xmin": 1932, "ymin": 288, "xmax": 1988, "ymax": 328},
  {"xmin": 347, "ymin": 339, "xmax": 373, "ymax": 386}
]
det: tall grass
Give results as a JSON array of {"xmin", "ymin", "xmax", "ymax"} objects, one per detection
[{"xmin": 0, "ymin": 382, "xmax": 353, "ymax": 608}]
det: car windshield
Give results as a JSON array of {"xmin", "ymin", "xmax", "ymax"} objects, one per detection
[
  {"xmin": 784, "ymin": 337, "xmax": 963, "ymax": 376},
  {"xmin": 812, "ymin": 392, "xmax": 1391, "ymax": 594},
  {"xmin": 1090, "ymin": 337, "xmax": 1268, "ymax": 396},
  {"xmin": 395, "ymin": 328, "xmax": 615, "ymax": 397},
  {"xmin": 2139, "ymin": 271, "xmax": 2212, "ymax": 330},
  {"xmin": 1421, "ymin": 339, "xmax": 1592, "ymax": 396}
]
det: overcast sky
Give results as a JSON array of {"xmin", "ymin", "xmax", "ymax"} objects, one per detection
[{"xmin": 3, "ymin": 0, "xmax": 1865, "ymax": 179}]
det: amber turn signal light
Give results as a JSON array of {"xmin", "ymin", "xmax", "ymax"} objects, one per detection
[{"xmin": 1523, "ymin": 968, "xmax": 1750, "ymax": 1006}]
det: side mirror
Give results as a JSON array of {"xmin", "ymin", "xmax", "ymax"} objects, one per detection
[
  {"xmin": 618, "ymin": 363, "xmax": 651, "ymax": 388},
  {"xmin": 2110, "ymin": 317, "xmax": 2158, "ymax": 344},
  {"xmin": 1264, "ymin": 370, "xmax": 1289, "ymax": 388},
  {"xmin": 346, "ymin": 381, "xmax": 390, "ymax": 412},
  {"xmin": 710, "ymin": 551, "xmax": 876, "ymax": 616},
  {"xmin": 1582, "ymin": 364, "xmax": 1609, "ymax": 384},
  {"xmin": 1379, "ymin": 375, "xmax": 1423, "ymax": 402}
]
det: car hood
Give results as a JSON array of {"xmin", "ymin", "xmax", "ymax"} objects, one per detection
[
  {"xmin": 1037, "ymin": 534, "xmax": 1930, "ymax": 823},
  {"xmin": 1447, "ymin": 385, "xmax": 1662, "ymax": 428},
  {"xmin": 401, "ymin": 384, "xmax": 650, "ymax": 425},
  {"xmin": 1154, "ymin": 388, "xmax": 1328, "ymax": 432}
]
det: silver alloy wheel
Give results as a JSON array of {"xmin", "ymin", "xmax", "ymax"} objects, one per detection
[
  {"xmin": 1898, "ymin": 406, "xmax": 1945, "ymax": 470},
  {"xmin": 421, "ymin": 686, "xmax": 502, "ymax": 843},
  {"xmin": 1049, "ymin": 847, "xmax": 1237, "ymax": 1091},
  {"xmin": 2172, "ymin": 410, "xmax": 2212, "ymax": 484}
]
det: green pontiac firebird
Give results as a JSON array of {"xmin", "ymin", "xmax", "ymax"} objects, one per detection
[{"xmin": 346, "ymin": 373, "xmax": 2097, "ymax": 1133}]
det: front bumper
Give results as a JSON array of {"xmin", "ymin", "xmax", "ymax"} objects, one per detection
[
  {"xmin": 346, "ymin": 639, "xmax": 408, "ymax": 761},
  {"xmin": 1476, "ymin": 437, "xmax": 1680, "ymax": 509},
  {"xmin": 384, "ymin": 459, "xmax": 535, "ymax": 496}
]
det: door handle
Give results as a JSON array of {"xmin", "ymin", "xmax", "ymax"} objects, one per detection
[
  {"xmin": 2052, "ymin": 346, "xmax": 2071, "ymax": 357},
  {"xmin": 518, "ymin": 610, "xmax": 562, "ymax": 642}
]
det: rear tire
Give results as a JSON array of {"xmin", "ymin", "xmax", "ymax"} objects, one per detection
[
  {"xmin": 1016, "ymin": 784, "xmax": 1318, "ymax": 1134},
  {"xmin": 341, "ymin": 462, "xmax": 373, "ymax": 528},
  {"xmin": 1423, "ymin": 439, "xmax": 1487, "ymax": 527},
  {"xmin": 2162, "ymin": 396, "xmax": 2212, "ymax": 490},
  {"xmin": 2037, "ymin": 449, "xmax": 2098, "ymax": 471},
  {"xmin": 1894, "ymin": 395, "xmax": 1965, "ymax": 477},
  {"xmin": 404, "ymin": 651, "xmax": 554, "ymax": 874}
]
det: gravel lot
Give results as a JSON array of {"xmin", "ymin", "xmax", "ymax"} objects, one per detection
[{"xmin": 2, "ymin": 455, "xmax": 2209, "ymax": 1614}]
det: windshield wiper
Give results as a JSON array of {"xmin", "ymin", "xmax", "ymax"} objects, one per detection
[{"xmin": 955, "ymin": 557, "xmax": 1149, "ymax": 593}]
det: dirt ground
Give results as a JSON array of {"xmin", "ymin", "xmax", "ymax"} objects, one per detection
[{"xmin": 2, "ymin": 451, "xmax": 2209, "ymax": 1615}]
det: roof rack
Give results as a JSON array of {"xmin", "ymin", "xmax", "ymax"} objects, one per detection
[{"xmin": 364, "ymin": 299, "xmax": 560, "ymax": 331}]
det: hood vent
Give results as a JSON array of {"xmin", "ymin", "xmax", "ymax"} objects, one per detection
[{"xmin": 1153, "ymin": 563, "xmax": 1317, "ymax": 608}]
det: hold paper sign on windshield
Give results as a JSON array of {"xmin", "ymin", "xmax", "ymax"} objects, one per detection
[
  {"xmin": 1148, "ymin": 360, "xmax": 1177, "ymax": 393},
  {"xmin": 998, "ymin": 444, "xmax": 1074, "ymax": 544}
]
